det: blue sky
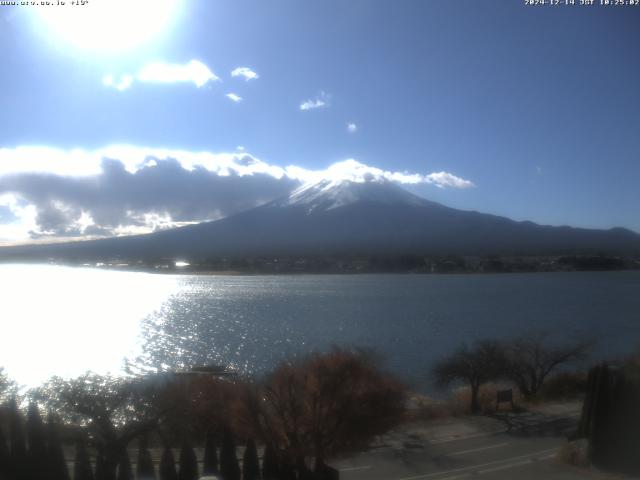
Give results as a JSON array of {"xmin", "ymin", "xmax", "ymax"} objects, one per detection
[{"xmin": 0, "ymin": 0, "xmax": 638, "ymax": 243}]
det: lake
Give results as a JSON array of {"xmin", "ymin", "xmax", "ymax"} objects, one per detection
[{"xmin": 1, "ymin": 264, "xmax": 639, "ymax": 390}]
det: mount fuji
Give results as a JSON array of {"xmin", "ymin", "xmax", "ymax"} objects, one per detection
[{"xmin": 1, "ymin": 178, "xmax": 639, "ymax": 262}]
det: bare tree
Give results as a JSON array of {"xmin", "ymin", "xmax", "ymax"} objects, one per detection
[
  {"xmin": 432, "ymin": 340, "xmax": 506, "ymax": 414},
  {"xmin": 235, "ymin": 348, "xmax": 406, "ymax": 471},
  {"xmin": 149, "ymin": 371, "xmax": 243, "ymax": 444},
  {"xmin": 503, "ymin": 332, "xmax": 592, "ymax": 398},
  {"xmin": 34, "ymin": 373, "xmax": 166, "ymax": 478}
]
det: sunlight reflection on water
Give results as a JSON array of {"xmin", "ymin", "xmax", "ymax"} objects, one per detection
[
  {"xmin": 1, "ymin": 265, "xmax": 639, "ymax": 391},
  {"xmin": 0, "ymin": 264, "xmax": 179, "ymax": 386}
]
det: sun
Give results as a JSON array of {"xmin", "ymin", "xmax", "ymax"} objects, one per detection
[{"xmin": 33, "ymin": 0, "xmax": 181, "ymax": 53}]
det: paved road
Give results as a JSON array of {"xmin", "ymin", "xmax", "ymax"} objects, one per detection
[
  {"xmin": 334, "ymin": 432, "xmax": 586, "ymax": 480},
  {"xmin": 331, "ymin": 407, "xmax": 623, "ymax": 480}
]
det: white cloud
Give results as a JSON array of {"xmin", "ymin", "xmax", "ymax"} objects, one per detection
[
  {"xmin": 102, "ymin": 74, "xmax": 134, "ymax": 91},
  {"xmin": 103, "ymin": 60, "xmax": 220, "ymax": 90},
  {"xmin": 0, "ymin": 146, "xmax": 105, "ymax": 176},
  {"xmin": 226, "ymin": 93, "xmax": 243, "ymax": 103},
  {"xmin": 231, "ymin": 67, "xmax": 259, "ymax": 81},
  {"xmin": 0, "ymin": 146, "xmax": 474, "ymax": 243},
  {"xmin": 347, "ymin": 123, "xmax": 358, "ymax": 133},
  {"xmin": 298, "ymin": 159, "xmax": 474, "ymax": 188},
  {"xmin": 137, "ymin": 60, "xmax": 219, "ymax": 87},
  {"xmin": 424, "ymin": 171, "xmax": 475, "ymax": 189},
  {"xmin": 0, "ymin": 194, "xmax": 38, "ymax": 245},
  {"xmin": 300, "ymin": 91, "xmax": 330, "ymax": 111},
  {"xmin": 0, "ymin": 146, "xmax": 474, "ymax": 189},
  {"xmin": 0, "ymin": 145, "xmax": 290, "ymax": 178}
]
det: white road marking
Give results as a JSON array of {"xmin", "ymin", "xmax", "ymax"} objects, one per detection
[
  {"xmin": 428, "ymin": 474, "xmax": 469, "ymax": 480},
  {"xmin": 477, "ymin": 453, "xmax": 556, "ymax": 475},
  {"xmin": 448, "ymin": 442, "xmax": 509, "ymax": 456},
  {"xmin": 477, "ymin": 459, "xmax": 534, "ymax": 474},
  {"xmin": 393, "ymin": 448, "xmax": 557, "ymax": 480},
  {"xmin": 429, "ymin": 429, "xmax": 506, "ymax": 444},
  {"xmin": 339, "ymin": 465, "xmax": 372, "ymax": 472},
  {"xmin": 386, "ymin": 453, "xmax": 558, "ymax": 480}
]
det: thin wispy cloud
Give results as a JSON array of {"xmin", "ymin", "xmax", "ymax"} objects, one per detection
[
  {"xmin": 300, "ymin": 91, "xmax": 330, "ymax": 111},
  {"xmin": 291, "ymin": 159, "xmax": 475, "ymax": 189},
  {"xmin": 138, "ymin": 60, "xmax": 219, "ymax": 87},
  {"xmin": 103, "ymin": 60, "xmax": 220, "ymax": 90},
  {"xmin": 226, "ymin": 93, "xmax": 243, "ymax": 103},
  {"xmin": 102, "ymin": 74, "xmax": 134, "ymax": 91},
  {"xmin": 231, "ymin": 67, "xmax": 259, "ymax": 81},
  {"xmin": 0, "ymin": 146, "xmax": 474, "ymax": 243},
  {"xmin": 347, "ymin": 123, "xmax": 358, "ymax": 133},
  {"xmin": 424, "ymin": 171, "xmax": 475, "ymax": 189}
]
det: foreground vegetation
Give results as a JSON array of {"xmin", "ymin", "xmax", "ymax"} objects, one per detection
[
  {"xmin": 2, "ymin": 333, "xmax": 637, "ymax": 479},
  {"xmin": 0, "ymin": 348, "xmax": 406, "ymax": 480},
  {"xmin": 432, "ymin": 332, "xmax": 593, "ymax": 413}
]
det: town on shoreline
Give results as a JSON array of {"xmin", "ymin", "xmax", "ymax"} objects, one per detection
[{"xmin": 7, "ymin": 253, "xmax": 638, "ymax": 276}]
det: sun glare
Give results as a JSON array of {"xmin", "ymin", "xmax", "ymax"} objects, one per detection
[
  {"xmin": 0, "ymin": 264, "xmax": 179, "ymax": 386},
  {"xmin": 33, "ymin": 0, "xmax": 181, "ymax": 53}
]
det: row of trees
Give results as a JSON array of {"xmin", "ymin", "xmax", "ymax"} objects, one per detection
[
  {"xmin": 0, "ymin": 348, "xmax": 407, "ymax": 480},
  {"xmin": 433, "ymin": 332, "xmax": 593, "ymax": 413},
  {"xmin": 0, "ymin": 399, "xmax": 68, "ymax": 480},
  {"xmin": 0, "ymin": 400, "xmax": 260, "ymax": 480}
]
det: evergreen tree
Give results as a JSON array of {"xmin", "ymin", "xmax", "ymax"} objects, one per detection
[
  {"xmin": 46, "ymin": 412, "xmax": 70, "ymax": 480},
  {"xmin": 219, "ymin": 427, "xmax": 240, "ymax": 480},
  {"xmin": 94, "ymin": 452, "xmax": 106, "ymax": 480},
  {"xmin": 116, "ymin": 451, "xmax": 133, "ymax": 480},
  {"xmin": 73, "ymin": 441, "xmax": 94, "ymax": 480},
  {"xmin": 241, "ymin": 439, "xmax": 260, "ymax": 480},
  {"xmin": 297, "ymin": 465, "xmax": 315, "ymax": 480},
  {"xmin": 8, "ymin": 398, "xmax": 27, "ymax": 480},
  {"xmin": 136, "ymin": 437, "xmax": 156, "ymax": 480},
  {"xmin": 278, "ymin": 455, "xmax": 296, "ymax": 480},
  {"xmin": 261, "ymin": 445, "xmax": 279, "ymax": 480},
  {"xmin": 0, "ymin": 426, "xmax": 10, "ymax": 480},
  {"xmin": 177, "ymin": 440, "xmax": 198, "ymax": 480},
  {"xmin": 202, "ymin": 429, "xmax": 219, "ymax": 475},
  {"xmin": 95, "ymin": 450, "xmax": 116, "ymax": 480},
  {"xmin": 26, "ymin": 402, "xmax": 48, "ymax": 480},
  {"xmin": 158, "ymin": 447, "xmax": 178, "ymax": 480}
]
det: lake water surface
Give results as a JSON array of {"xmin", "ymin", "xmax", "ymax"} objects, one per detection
[{"xmin": 1, "ymin": 265, "xmax": 639, "ymax": 390}]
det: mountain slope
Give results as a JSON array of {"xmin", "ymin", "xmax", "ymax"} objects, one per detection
[{"xmin": 1, "ymin": 179, "xmax": 639, "ymax": 261}]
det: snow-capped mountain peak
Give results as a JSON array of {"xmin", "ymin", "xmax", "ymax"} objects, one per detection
[{"xmin": 272, "ymin": 177, "xmax": 431, "ymax": 213}]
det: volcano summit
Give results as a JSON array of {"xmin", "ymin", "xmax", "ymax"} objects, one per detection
[{"xmin": 1, "ymin": 178, "xmax": 639, "ymax": 265}]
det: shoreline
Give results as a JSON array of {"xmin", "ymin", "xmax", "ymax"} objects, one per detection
[{"xmin": 1, "ymin": 261, "xmax": 638, "ymax": 276}]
